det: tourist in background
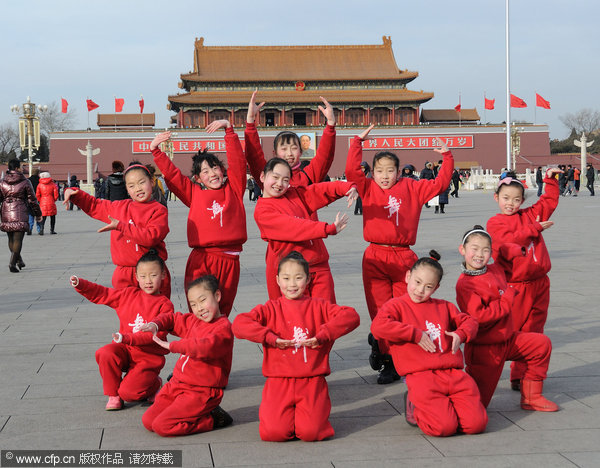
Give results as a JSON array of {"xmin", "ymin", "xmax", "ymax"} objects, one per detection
[
  {"xmin": 28, "ymin": 167, "xmax": 41, "ymax": 235},
  {"xmin": 536, "ymin": 167, "xmax": 543, "ymax": 197},
  {"xmin": 36, "ymin": 171, "xmax": 59, "ymax": 235},
  {"xmin": 0, "ymin": 159, "xmax": 42, "ymax": 272},
  {"xmin": 586, "ymin": 163, "xmax": 595, "ymax": 196},
  {"xmin": 67, "ymin": 175, "xmax": 81, "ymax": 210},
  {"xmin": 105, "ymin": 160, "xmax": 129, "ymax": 201},
  {"xmin": 450, "ymin": 168, "xmax": 461, "ymax": 198}
]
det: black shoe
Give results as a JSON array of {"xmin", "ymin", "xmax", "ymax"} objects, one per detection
[
  {"xmin": 211, "ymin": 406, "xmax": 233, "ymax": 429},
  {"xmin": 367, "ymin": 333, "xmax": 383, "ymax": 371},
  {"xmin": 434, "ymin": 207, "xmax": 439, "ymax": 214},
  {"xmin": 16, "ymin": 259, "xmax": 25, "ymax": 270},
  {"xmin": 27, "ymin": 229, "xmax": 32, "ymax": 236},
  {"xmin": 51, "ymin": 231, "xmax": 57, "ymax": 235},
  {"xmin": 377, "ymin": 358, "xmax": 400, "ymax": 385},
  {"xmin": 511, "ymin": 379, "xmax": 521, "ymax": 391},
  {"xmin": 9, "ymin": 265, "xmax": 19, "ymax": 273},
  {"xmin": 166, "ymin": 372, "xmax": 173, "ymax": 382},
  {"xmin": 39, "ymin": 229, "xmax": 44, "ymax": 236}
]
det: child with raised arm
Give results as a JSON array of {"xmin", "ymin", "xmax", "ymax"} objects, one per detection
[
  {"xmin": 63, "ymin": 162, "xmax": 171, "ymax": 297},
  {"xmin": 371, "ymin": 251, "xmax": 487, "ymax": 437},
  {"xmin": 254, "ymin": 158, "xmax": 357, "ymax": 302},
  {"xmin": 70, "ymin": 250, "xmax": 173, "ymax": 410},
  {"xmin": 486, "ymin": 168, "xmax": 561, "ymax": 390},
  {"xmin": 455, "ymin": 226, "xmax": 558, "ymax": 411},
  {"xmin": 346, "ymin": 125, "xmax": 455, "ymax": 384},
  {"xmin": 150, "ymin": 120, "xmax": 246, "ymax": 316},
  {"xmin": 245, "ymin": 91, "xmax": 336, "ymax": 192},
  {"xmin": 232, "ymin": 252, "xmax": 360, "ymax": 441},
  {"xmin": 137, "ymin": 275, "xmax": 234, "ymax": 437}
]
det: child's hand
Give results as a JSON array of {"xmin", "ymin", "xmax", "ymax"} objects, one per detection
[
  {"xmin": 444, "ymin": 330, "xmax": 462, "ymax": 354},
  {"xmin": 345, "ymin": 186, "xmax": 359, "ymax": 207},
  {"xmin": 332, "ymin": 212, "xmax": 349, "ymax": 233},
  {"xmin": 418, "ymin": 331, "xmax": 436, "ymax": 353},
  {"xmin": 358, "ymin": 124, "xmax": 375, "ymax": 140},
  {"xmin": 247, "ymin": 90, "xmax": 265, "ymax": 124},
  {"xmin": 97, "ymin": 215, "xmax": 119, "ymax": 233},
  {"xmin": 546, "ymin": 167, "xmax": 563, "ymax": 178},
  {"xmin": 69, "ymin": 275, "xmax": 79, "ymax": 287},
  {"xmin": 62, "ymin": 188, "xmax": 76, "ymax": 208},
  {"xmin": 536, "ymin": 215, "xmax": 554, "ymax": 231},
  {"xmin": 152, "ymin": 334, "xmax": 170, "ymax": 350},
  {"xmin": 300, "ymin": 337, "xmax": 320, "ymax": 348},
  {"xmin": 112, "ymin": 332, "xmax": 122, "ymax": 343},
  {"xmin": 206, "ymin": 120, "xmax": 231, "ymax": 133},
  {"xmin": 35, "ymin": 216, "xmax": 43, "ymax": 223},
  {"xmin": 433, "ymin": 137, "xmax": 449, "ymax": 154},
  {"xmin": 138, "ymin": 323, "xmax": 158, "ymax": 334},
  {"xmin": 150, "ymin": 132, "xmax": 171, "ymax": 151},
  {"xmin": 275, "ymin": 338, "xmax": 294, "ymax": 349},
  {"xmin": 318, "ymin": 97, "xmax": 335, "ymax": 126}
]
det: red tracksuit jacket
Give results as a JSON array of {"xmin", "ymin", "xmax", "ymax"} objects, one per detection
[
  {"xmin": 455, "ymin": 263, "xmax": 519, "ymax": 345},
  {"xmin": 151, "ymin": 313, "xmax": 233, "ymax": 388},
  {"xmin": 486, "ymin": 175, "xmax": 559, "ymax": 282},
  {"xmin": 74, "ymin": 279, "xmax": 172, "ymax": 355},
  {"xmin": 152, "ymin": 127, "xmax": 247, "ymax": 252},
  {"xmin": 245, "ymin": 122, "xmax": 336, "ymax": 188},
  {"xmin": 254, "ymin": 181, "xmax": 353, "ymax": 270},
  {"xmin": 346, "ymin": 136, "xmax": 454, "ymax": 245},
  {"xmin": 232, "ymin": 296, "xmax": 360, "ymax": 378},
  {"xmin": 371, "ymin": 294, "xmax": 478, "ymax": 375},
  {"xmin": 71, "ymin": 190, "xmax": 169, "ymax": 267}
]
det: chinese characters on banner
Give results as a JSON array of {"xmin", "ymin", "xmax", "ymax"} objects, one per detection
[
  {"xmin": 132, "ymin": 139, "xmax": 247, "ymax": 153},
  {"xmin": 352, "ymin": 135, "xmax": 474, "ymax": 150}
]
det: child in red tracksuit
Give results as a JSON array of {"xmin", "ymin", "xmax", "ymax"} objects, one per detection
[
  {"xmin": 346, "ymin": 125, "xmax": 454, "ymax": 385},
  {"xmin": 70, "ymin": 250, "xmax": 173, "ymax": 411},
  {"xmin": 245, "ymin": 91, "xmax": 336, "ymax": 192},
  {"xmin": 150, "ymin": 121, "xmax": 246, "ymax": 316},
  {"xmin": 456, "ymin": 226, "xmax": 558, "ymax": 411},
  {"xmin": 486, "ymin": 168, "xmax": 561, "ymax": 389},
  {"xmin": 64, "ymin": 163, "xmax": 171, "ymax": 297},
  {"xmin": 137, "ymin": 275, "xmax": 234, "ymax": 437},
  {"xmin": 371, "ymin": 251, "xmax": 487, "ymax": 437},
  {"xmin": 254, "ymin": 157, "xmax": 357, "ymax": 302},
  {"xmin": 232, "ymin": 251, "xmax": 360, "ymax": 441}
]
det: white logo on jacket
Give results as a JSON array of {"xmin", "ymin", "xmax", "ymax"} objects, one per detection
[
  {"xmin": 425, "ymin": 320, "xmax": 444, "ymax": 352},
  {"xmin": 384, "ymin": 195, "xmax": 401, "ymax": 226},
  {"xmin": 128, "ymin": 314, "xmax": 146, "ymax": 333},
  {"xmin": 207, "ymin": 200, "xmax": 225, "ymax": 227},
  {"xmin": 292, "ymin": 326, "xmax": 309, "ymax": 363},
  {"xmin": 527, "ymin": 241, "xmax": 538, "ymax": 262}
]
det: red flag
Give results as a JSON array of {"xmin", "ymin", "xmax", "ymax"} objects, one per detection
[
  {"xmin": 510, "ymin": 94, "xmax": 527, "ymax": 108},
  {"xmin": 86, "ymin": 99, "xmax": 99, "ymax": 111},
  {"xmin": 115, "ymin": 98, "xmax": 124, "ymax": 112},
  {"xmin": 454, "ymin": 104, "xmax": 461, "ymax": 112},
  {"xmin": 139, "ymin": 98, "xmax": 144, "ymax": 114},
  {"xmin": 61, "ymin": 98, "xmax": 68, "ymax": 113},
  {"xmin": 484, "ymin": 98, "xmax": 495, "ymax": 110},
  {"xmin": 536, "ymin": 93, "xmax": 551, "ymax": 109}
]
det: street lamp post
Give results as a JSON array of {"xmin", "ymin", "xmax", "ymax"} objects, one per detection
[
  {"xmin": 10, "ymin": 97, "xmax": 47, "ymax": 176},
  {"xmin": 510, "ymin": 125, "xmax": 523, "ymax": 171}
]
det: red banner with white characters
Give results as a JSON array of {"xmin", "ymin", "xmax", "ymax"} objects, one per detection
[
  {"xmin": 352, "ymin": 135, "xmax": 474, "ymax": 150},
  {"xmin": 132, "ymin": 139, "xmax": 246, "ymax": 154}
]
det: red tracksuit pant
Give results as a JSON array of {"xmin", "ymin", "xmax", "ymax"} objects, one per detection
[
  {"xmin": 259, "ymin": 376, "xmax": 334, "ymax": 441},
  {"xmin": 509, "ymin": 275, "xmax": 550, "ymax": 382},
  {"xmin": 406, "ymin": 368, "xmax": 488, "ymax": 437},
  {"xmin": 465, "ymin": 331, "xmax": 552, "ymax": 407},
  {"xmin": 185, "ymin": 249, "xmax": 240, "ymax": 317},
  {"xmin": 142, "ymin": 379, "xmax": 223, "ymax": 437},
  {"xmin": 95, "ymin": 343, "xmax": 164, "ymax": 401},
  {"xmin": 112, "ymin": 265, "xmax": 172, "ymax": 299},
  {"xmin": 265, "ymin": 258, "xmax": 336, "ymax": 303},
  {"xmin": 362, "ymin": 244, "xmax": 417, "ymax": 354}
]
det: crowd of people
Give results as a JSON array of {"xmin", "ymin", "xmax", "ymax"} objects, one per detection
[{"xmin": 2, "ymin": 91, "xmax": 585, "ymax": 440}]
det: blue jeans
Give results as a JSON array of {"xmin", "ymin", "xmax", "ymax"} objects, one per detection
[{"xmin": 28, "ymin": 214, "xmax": 41, "ymax": 233}]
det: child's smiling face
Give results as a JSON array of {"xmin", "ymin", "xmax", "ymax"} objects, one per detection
[
  {"xmin": 405, "ymin": 265, "xmax": 440, "ymax": 304},
  {"xmin": 188, "ymin": 284, "xmax": 221, "ymax": 322},
  {"xmin": 459, "ymin": 235, "xmax": 492, "ymax": 271},
  {"xmin": 276, "ymin": 260, "xmax": 309, "ymax": 300}
]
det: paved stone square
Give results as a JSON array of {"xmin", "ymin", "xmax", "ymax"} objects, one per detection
[{"xmin": 0, "ymin": 188, "xmax": 599, "ymax": 467}]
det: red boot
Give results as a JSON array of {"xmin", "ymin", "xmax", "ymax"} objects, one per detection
[{"xmin": 520, "ymin": 380, "xmax": 559, "ymax": 412}]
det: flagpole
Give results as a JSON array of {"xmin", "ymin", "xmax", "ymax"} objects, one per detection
[
  {"xmin": 483, "ymin": 92, "xmax": 487, "ymax": 124},
  {"xmin": 505, "ymin": 0, "xmax": 511, "ymax": 170},
  {"xmin": 140, "ymin": 94, "xmax": 144, "ymax": 132},
  {"xmin": 459, "ymin": 92, "xmax": 462, "ymax": 127},
  {"xmin": 534, "ymin": 96, "xmax": 537, "ymax": 124},
  {"xmin": 87, "ymin": 97, "xmax": 90, "ymax": 131},
  {"xmin": 113, "ymin": 95, "xmax": 117, "ymax": 132}
]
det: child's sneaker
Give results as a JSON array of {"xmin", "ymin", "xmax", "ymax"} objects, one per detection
[
  {"xmin": 367, "ymin": 333, "xmax": 383, "ymax": 371},
  {"xmin": 404, "ymin": 391, "xmax": 417, "ymax": 427},
  {"xmin": 377, "ymin": 355, "xmax": 400, "ymax": 385},
  {"xmin": 210, "ymin": 406, "xmax": 233, "ymax": 429},
  {"xmin": 105, "ymin": 396, "xmax": 123, "ymax": 411}
]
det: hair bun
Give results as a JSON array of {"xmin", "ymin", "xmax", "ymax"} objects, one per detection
[
  {"xmin": 147, "ymin": 248, "xmax": 158, "ymax": 256},
  {"xmin": 428, "ymin": 250, "xmax": 441, "ymax": 261},
  {"xmin": 473, "ymin": 224, "xmax": 484, "ymax": 230}
]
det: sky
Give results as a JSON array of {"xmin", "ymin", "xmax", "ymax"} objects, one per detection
[{"xmin": 1, "ymin": 0, "xmax": 598, "ymax": 140}]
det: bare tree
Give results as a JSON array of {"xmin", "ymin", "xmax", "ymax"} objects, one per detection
[
  {"xmin": 0, "ymin": 123, "xmax": 20, "ymax": 163},
  {"xmin": 39, "ymin": 101, "xmax": 78, "ymax": 135},
  {"xmin": 559, "ymin": 109, "xmax": 600, "ymax": 135}
]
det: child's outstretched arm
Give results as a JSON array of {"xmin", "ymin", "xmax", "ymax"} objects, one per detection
[
  {"xmin": 414, "ymin": 139, "xmax": 455, "ymax": 202},
  {"xmin": 207, "ymin": 120, "xmax": 248, "ymax": 200},
  {"xmin": 151, "ymin": 132, "xmax": 194, "ymax": 207},
  {"xmin": 300, "ymin": 97, "xmax": 337, "ymax": 185},
  {"xmin": 301, "ymin": 180, "xmax": 357, "ymax": 212},
  {"xmin": 245, "ymin": 91, "xmax": 267, "ymax": 187},
  {"xmin": 70, "ymin": 275, "xmax": 123, "ymax": 308},
  {"xmin": 63, "ymin": 187, "xmax": 111, "ymax": 222},
  {"xmin": 345, "ymin": 124, "xmax": 374, "ymax": 195},
  {"xmin": 528, "ymin": 167, "xmax": 561, "ymax": 221}
]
